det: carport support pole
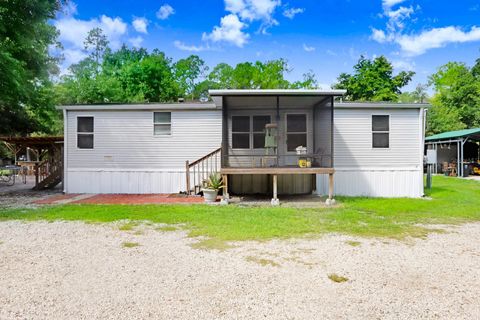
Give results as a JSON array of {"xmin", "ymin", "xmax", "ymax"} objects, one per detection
[{"xmin": 271, "ymin": 174, "xmax": 279, "ymax": 206}]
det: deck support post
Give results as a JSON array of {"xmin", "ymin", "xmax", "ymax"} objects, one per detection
[
  {"xmin": 271, "ymin": 174, "xmax": 279, "ymax": 206},
  {"xmin": 326, "ymin": 173, "xmax": 335, "ymax": 205},
  {"xmin": 221, "ymin": 174, "xmax": 229, "ymax": 205}
]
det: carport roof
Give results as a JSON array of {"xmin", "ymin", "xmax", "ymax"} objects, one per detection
[{"xmin": 425, "ymin": 128, "xmax": 480, "ymax": 141}]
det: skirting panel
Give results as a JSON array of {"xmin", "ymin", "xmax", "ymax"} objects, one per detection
[
  {"xmin": 66, "ymin": 169, "xmax": 187, "ymax": 194},
  {"xmin": 315, "ymin": 169, "xmax": 423, "ymax": 198}
]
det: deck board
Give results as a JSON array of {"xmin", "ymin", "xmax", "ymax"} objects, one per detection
[{"xmin": 220, "ymin": 167, "xmax": 335, "ymax": 175}]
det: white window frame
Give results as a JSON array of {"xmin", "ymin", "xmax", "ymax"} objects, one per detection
[
  {"xmin": 153, "ymin": 112, "xmax": 172, "ymax": 136},
  {"xmin": 76, "ymin": 116, "xmax": 94, "ymax": 149},
  {"xmin": 371, "ymin": 114, "xmax": 390, "ymax": 149}
]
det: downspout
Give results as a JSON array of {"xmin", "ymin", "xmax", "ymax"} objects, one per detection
[
  {"xmin": 421, "ymin": 108, "xmax": 427, "ymax": 196},
  {"xmin": 63, "ymin": 108, "xmax": 68, "ymax": 193}
]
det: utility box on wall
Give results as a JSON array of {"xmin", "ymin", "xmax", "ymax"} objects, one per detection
[{"xmin": 426, "ymin": 149, "xmax": 437, "ymax": 165}]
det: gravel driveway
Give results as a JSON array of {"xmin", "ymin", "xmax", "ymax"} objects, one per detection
[{"xmin": 0, "ymin": 221, "xmax": 479, "ymax": 319}]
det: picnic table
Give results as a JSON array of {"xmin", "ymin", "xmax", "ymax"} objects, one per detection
[{"xmin": 0, "ymin": 165, "xmax": 27, "ymax": 186}]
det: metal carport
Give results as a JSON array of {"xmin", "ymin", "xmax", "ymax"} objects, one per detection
[{"xmin": 425, "ymin": 128, "xmax": 480, "ymax": 177}]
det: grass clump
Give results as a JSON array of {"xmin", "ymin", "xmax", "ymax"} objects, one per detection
[
  {"xmin": 245, "ymin": 256, "xmax": 280, "ymax": 267},
  {"xmin": 345, "ymin": 240, "xmax": 361, "ymax": 247},
  {"xmin": 122, "ymin": 242, "xmax": 140, "ymax": 248},
  {"xmin": 190, "ymin": 238, "xmax": 234, "ymax": 251},
  {"xmin": 157, "ymin": 225, "xmax": 178, "ymax": 232},
  {"xmin": 328, "ymin": 273, "xmax": 349, "ymax": 283},
  {"xmin": 118, "ymin": 222, "xmax": 138, "ymax": 231}
]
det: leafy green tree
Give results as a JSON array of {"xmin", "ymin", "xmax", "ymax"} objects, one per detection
[
  {"xmin": 427, "ymin": 62, "xmax": 480, "ymax": 134},
  {"xmin": 0, "ymin": 0, "xmax": 63, "ymax": 135},
  {"xmin": 333, "ymin": 55, "xmax": 415, "ymax": 101},
  {"xmin": 208, "ymin": 63, "xmax": 235, "ymax": 89},
  {"xmin": 84, "ymin": 27, "xmax": 108, "ymax": 75},
  {"xmin": 290, "ymin": 71, "xmax": 318, "ymax": 89},
  {"xmin": 398, "ymin": 84, "xmax": 429, "ymax": 103},
  {"xmin": 174, "ymin": 55, "xmax": 208, "ymax": 100}
]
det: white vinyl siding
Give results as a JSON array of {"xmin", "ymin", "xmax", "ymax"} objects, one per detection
[
  {"xmin": 65, "ymin": 109, "xmax": 222, "ymax": 193},
  {"xmin": 316, "ymin": 107, "xmax": 424, "ymax": 198},
  {"xmin": 333, "ymin": 108, "xmax": 421, "ymax": 168}
]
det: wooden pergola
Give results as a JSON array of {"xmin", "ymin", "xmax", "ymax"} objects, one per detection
[{"xmin": 0, "ymin": 136, "xmax": 64, "ymax": 189}]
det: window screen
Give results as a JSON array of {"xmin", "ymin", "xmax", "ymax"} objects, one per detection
[
  {"xmin": 154, "ymin": 112, "xmax": 171, "ymax": 135},
  {"xmin": 77, "ymin": 117, "xmax": 94, "ymax": 149},
  {"xmin": 253, "ymin": 116, "xmax": 270, "ymax": 149},
  {"xmin": 372, "ymin": 115, "xmax": 389, "ymax": 148},
  {"xmin": 232, "ymin": 116, "xmax": 250, "ymax": 149},
  {"xmin": 286, "ymin": 114, "xmax": 307, "ymax": 152}
]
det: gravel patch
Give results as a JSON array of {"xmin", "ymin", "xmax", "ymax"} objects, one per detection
[{"xmin": 0, "ymin": 221, "xmax": 479, "ymax": 319}]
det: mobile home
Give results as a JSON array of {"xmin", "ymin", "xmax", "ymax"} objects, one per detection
[{"xmin": 60, "ymin": 89, "xmax": 427, "ymax": 201}]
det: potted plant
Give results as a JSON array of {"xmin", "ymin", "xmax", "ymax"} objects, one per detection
[{"xmin": 202, "ymin": 172, "xmax": 223, "ymax": 203}]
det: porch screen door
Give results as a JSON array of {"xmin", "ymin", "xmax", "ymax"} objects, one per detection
[{"xmin": 286, "ymin": 114, "xmax": 307, "ymax": 152}]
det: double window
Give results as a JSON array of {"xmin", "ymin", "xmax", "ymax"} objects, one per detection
[
  {"xmin": 77, "ymin": 117, "xmax": 94, "ymax": 149},
  {"xmin": 372, "ymin": 115, "xmax": 389, "ymax": 148},
  {"xmin": 232, "ymin": 115, "xmax": 271, "ymax": 149},
  {"xmin": 154, "ymin": 112, "xmax": 171, "ymax": 135}
]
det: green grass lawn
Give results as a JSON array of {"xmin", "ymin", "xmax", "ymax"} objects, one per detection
[{"xmin": 1, "ymin": 176, "xmax": 479, "ymax": 242}]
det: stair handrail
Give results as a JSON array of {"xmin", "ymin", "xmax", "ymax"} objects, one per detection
[{"xmin": 186, "ymin": 147, "xmax": 221, "ymax": 195}]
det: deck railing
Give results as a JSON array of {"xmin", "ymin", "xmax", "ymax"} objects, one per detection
[{"xmin": 185, "ymin": 147, "xmax": 222, "ymax": 195}]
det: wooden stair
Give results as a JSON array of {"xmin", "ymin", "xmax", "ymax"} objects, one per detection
[
  {"xmin": 33, "ymin": 149, "xmax": 63, "ymax": 190},
  {"xmin": 185, "ymin": 148, "xmax": 221, "ymax": 195}
]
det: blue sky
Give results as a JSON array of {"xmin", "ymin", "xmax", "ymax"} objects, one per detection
[{"xmin": 55, "ymin": 0, "xmax": 480, "ymax": 91}]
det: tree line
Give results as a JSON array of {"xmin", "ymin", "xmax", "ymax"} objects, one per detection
[{"xmin": 1, "ymin": 0, "xmax": 480, "ymax": 140}]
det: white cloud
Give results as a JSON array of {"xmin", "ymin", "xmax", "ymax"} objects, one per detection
[
  {"xmin": 128, "ymin": 36, "xmax": 144, "ymax": 48},
  {"xmin": 382, "ymin": 0, "xmax": 406, "ymax": 10},
  {"xmin": 386, "ymin": 5, "xmax": 414, "ymax": 31},
  {"xmin": 202, "ymin": 14, "xmax": 249, "ymax": 47},
  {"xmin": 371, "ymin": 28, "xmax": 388, "ymax": 43},
  {"xmin": 156, "ymin": 4, "xmax": 175, "ymax": 20},
  {"xmin": 283, "ymin": 7, "xmax": 304, "ymax": 19},
  {"xmin": 174, "ymin": 40, "xmax": 210, "ymax": 52},
  {"xmin": 55, "ymin": 15, "xmax": 127, "ymax": 50},
  {"xmin": 60, "ymin": 1, "xmax": 78, "ymax": 17},
  {"xmin": 370, "ymin": 1, "xmax": 480, "ymax": 56},
  {"xmin": 225, "ymin": 0, "xmax": 280, "ymax": 22},
  {"xmin": 303, "ymin": 44, "xmax": 315, "ymax": 52},
  {"xmin": 397, "ymin": 26, "xmax": 480, "ymax": 56},
  {"xmin": 224, "ymin": 0, "xmax": 281, "ymax": 34},
  {"xmin": 391, "ymin": 59, "xmax": 415, "ymax": 71},
  {"xmin": 132, "ymin": 17, "xmax": 148, "ymax": 34}
]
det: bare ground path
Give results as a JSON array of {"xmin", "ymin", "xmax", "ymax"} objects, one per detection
[{"xmin": 0, "ymin": 221, "xmax": 479, "ymax": 319}]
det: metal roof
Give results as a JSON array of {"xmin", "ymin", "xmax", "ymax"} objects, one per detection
[
  {"xmin": 57, "ymin": 103, "xmax": 217, "ymax": 111},
  {"xmin": 425, "ymin": 128, "xmax": 480, "ymax": 141},
  {"xmin": 336, "ymin": 102, "xmax": 429, "ymax": 109},
  {"xmin": 208, "ymin": 89, "xmax": 346, "ymax": 96}
]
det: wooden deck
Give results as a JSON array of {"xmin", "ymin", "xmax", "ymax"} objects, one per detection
[{"xmin": 220, "ymin": 167, "xmax": 335, "ymax": 175}]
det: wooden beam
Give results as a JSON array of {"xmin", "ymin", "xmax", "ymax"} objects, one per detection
[
  {"xmin": 272, "ymin": 174, "xmax": 278, "ymax": 200},
  {"xmin": 222, "ymin": 174, "xmax": 229, "ymax": 199},
  {"xmin": 220, "ymin": 167, "xmax": 335, "ymax": 175},
  {"xmin": 328, "ymin": 173, "xmax": 334, "ymax": 200}
]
